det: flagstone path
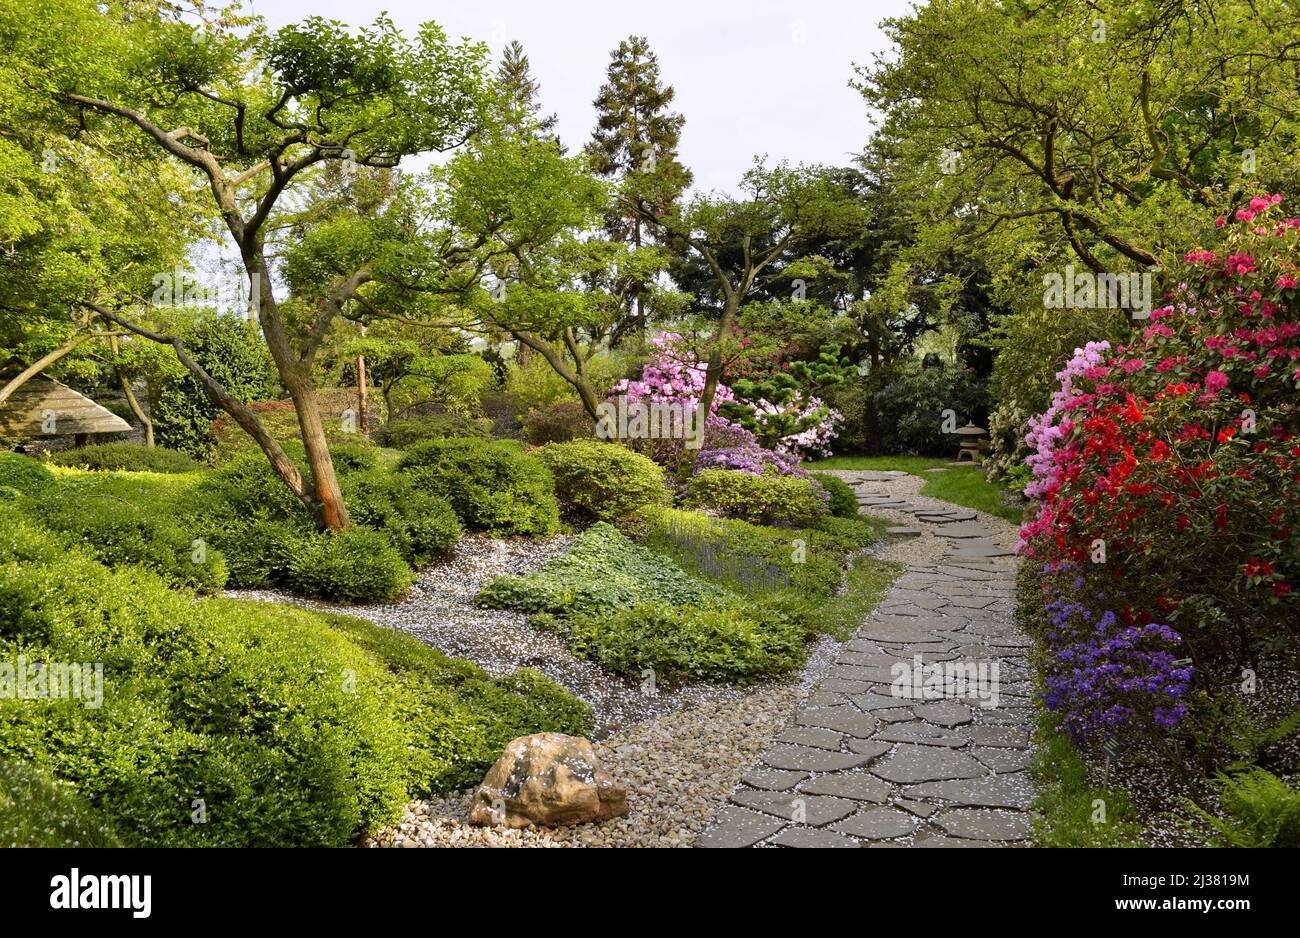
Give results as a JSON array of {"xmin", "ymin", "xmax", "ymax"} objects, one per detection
[{"xmin": 697, "ymin": 470, "xmax": 1037, "ymax": 848}]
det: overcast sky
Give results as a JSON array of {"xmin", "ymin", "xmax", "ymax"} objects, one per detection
[{"xmin": 245, "ymin": 0, "xmax": 915, "ymax": 195}]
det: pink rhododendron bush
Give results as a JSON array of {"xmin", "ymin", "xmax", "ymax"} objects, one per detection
[{"xmin": 1020, "ymin": 196, "xmax": 1300, "ymax": 747}]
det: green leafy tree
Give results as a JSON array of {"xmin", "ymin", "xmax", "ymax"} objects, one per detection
[{"xmin": 28, "ymin": 2, "xmax": 488, "ymax": 528}]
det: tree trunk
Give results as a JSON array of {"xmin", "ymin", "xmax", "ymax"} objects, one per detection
[
  {"xmin": 110, "ymin": 335, "xmax": 153, "ymax": 447},
  {"xmin": 250, "ymin": 263, "xmax": 350, "ymax": 531},
  {"xmin": 356, "ymin": 353, "xmax": 370, "ymax": 435}
]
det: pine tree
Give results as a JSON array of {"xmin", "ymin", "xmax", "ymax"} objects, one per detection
[
  {"xmin": 586, "ymin": 36, "xmax": 692, "ymax": 341},
  {"xmin": 496, "ymin": 40, "xmax": 558, "ymax": 137}
]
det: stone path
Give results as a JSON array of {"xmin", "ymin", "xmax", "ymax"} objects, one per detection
[{"xmin": 697, "ymin": 470, "xmax": 1036, "ymax": 848}]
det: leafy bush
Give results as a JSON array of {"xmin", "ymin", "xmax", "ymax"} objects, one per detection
[
  {"xmin": 873, "ymin": 360, "xmax": 988, "ymax": 455},
  {"xmin": 377, "ymin": 414, "xmax": 492, "ymax": 449},
  {"xmin": 478, "ymin": 522, "xmax": 804, "ymax": 683},
  {"xmin": 810, "ymin": 472, "xmax": 859, "ymax": 517},
  {"xmin": 49, "ymin": 442, "xmax": 202, "ymax": 474},
  {"xmin": 0, "ymin": 452, "xmax": 54, "ymax": 494},
  {"xmin": 208, "ymin": 394, "xmax": 381, "ymax": 466},
  {"xmin": 557, "ymin": 600, "xmax": 805, "ymax": 684},
  {"xmin": 150, "ymin": 316, "xmax": 280, "ymax": 457},
  {"xmin": 0, "ymin": 763, "xmax": 119, "ymax": 848},
  {"xmin": 0, "ymin": 507, "xmax": 590, "ymax": 846},
  {"xmin": 340, "ymin": 469, "xmax": 461, "ymax": 566},
  {"xmin": 523, "ymin": 400, "xmax": 595, "ymax": 445},
  {"xmin": 1020, "ymin": 197, "xmax": 1300, "ymax": 746},
  {"xmin": 398, "ymin": 438, "xmax": 559, "ymax": 536},
  {"xmin": 1192, "ymin": 767, "xmax": 1300, "ymax": 848},
  {"xmin": 532, "ymin": 440, "xmax": 666, "ymax": 521},
  {"xmin": 683, "ymin": 468, "xmax": 829, "ymax": 526},
  {"xmin": 280, "ymin": 527, "xmax": 414, "ymax": 603}
]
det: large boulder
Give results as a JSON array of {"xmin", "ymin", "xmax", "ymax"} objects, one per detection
[{"xmin": 468, "ymin": 733, "xmax": 628, "ymax": 828}]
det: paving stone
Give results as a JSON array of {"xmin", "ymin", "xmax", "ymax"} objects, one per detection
[
  {"xmin": 934, "ymin": 808, "xmax": 1031, "ymax": 841},
  {"xmin": 903, "ymin": 774, "xmax": 1034, "ymax": 809},
  {"xmin": 777, "ymin": 725, "xmax": 846, "ymax": 750},
  {"xmin": 769, "ymin": 827, "xmax": 861, "ymax": 849},
  {"xmin": 914, "ymin": 700, "xmax": 974, "ymax": 727},
  {"xmin": 830, "ymin": 807, "xmax": 916, "ymax": 840},
  {"xmin": 912, "ymin": 831, "xmax": 999, "ymax": 848},
  {"xmin": 696, "ymin": 806, "xmax": 787, "ymax": 848},
  {"xmin": 797, "ymin": 706, "xmax": 879, "ymax": 738},
  {"xmin": 798, "ymin": 771, "xmax": 892, "ymax": 803},
  {"xmin": 885, "ymin": 526, "xmax": 923, "ymax": 537},
  {"xmin": 805, "ymin": 690, "xmax": 848, "ymax": 707},
  {"xmin": 971, "ymin": 747, "xmax": 1033, "ymax": 773},
  {"xmin": 731, "ymin": 788, "xmax": 858, "ymax": 826},
  {"xmin": 740, "ymin": 767, "xmax": 808, "ymax": 791},
  {"xmin": 874, "ymin": 722, "xmax": 971, "ymax": 748},
  {"xmin": 845, "ymin": 739, "xmax": 892, "ymax": 759},
  {"xmin": 857, "ymin": 621, "xmax": 938, "ymax": 644},
  {"xmin": 762, "ymin": 744, "xmax": 872, "ymax": 772},
  {"xmin": 850, "ymin": 690, "xmax": 913, "ymax": 711},
  {"xmin": 966, "ymin": 725, "xmax": 1031, "ymax": 748},
  {"xmin": 874, "ymin": 707, "xmax": 916, "ymax": 723},
  {"xmin": 871, "ymin": 744, "xmax": 986, "ymax": 783},
  {"xmin": 894, "ymin": 799, "xmax": 937, "ymax": 818}
]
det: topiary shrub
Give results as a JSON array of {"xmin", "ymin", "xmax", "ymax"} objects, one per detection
[
  {"xmin": 531, "ymin": 440, "xmax": 666, "ymax": 521},
  {"xmin": 280, "ymin": 527, "xmax": 414, "ymax": 603},
  {"xmin": 810, "ymin": 472, "xmax": 859, "ymax": 518},
  {"xmin": 377, "ymin": 414, "xmax": 492, "ymax": 449},
  {"xmin": 340, "ymin": 469, "xmax": 461, "ymax": 565},
  {"xmin": 49, "ymin": 442, "xmax": 202, "ymax": 474},
  {"xmin": 683, "ymin": 468, "xmax": 829, "ymax": 527},
  {"xmin": 522, "ymin": 401, "xmax": 595, "ymax": 445},
  {"xmin": 397, "ymin": 438, "xmax": 559, "ymax": 536},
  {"xmin": 0, "ymin": 762, "xmax": 120, "ymax": 848}
]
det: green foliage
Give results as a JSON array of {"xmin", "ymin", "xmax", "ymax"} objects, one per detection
[
  {"xmin": 0, "ymin": 502, "xmax": 588, "ymax": 846},
  {"xmin": 397, "ymin": 437, "xmax": 559, "ymax": 536},
  {"xmin": 683, "ymin": 468, "xmax": 828, "ymax": 527},
  {"xmin": 478, "ymin": 522, "xmax": 722, "ymax": 615},
  {"xmin": 376, "ymin": 414, "xmax": 492, "ymax": 449},
  {"xmin": 0, "ymin": 452, "xmax": 54, "ymax": 494},
  {"xmin": 532, "ymin": 440, "xmax": 666, "ymax": 521},
  {"xmin": 522, "ymin": 400, "xmax": 595, "ymax": 445},
  {"xmin": 149, "ymin": 317, "xmax": 280, "ymax": 458},
  {"xmin": 279, "ymin": 527, "xmax": 413, "ymax": 603},
  {"xmin": 1190, "ymin": 768, "xmax": 1300, "ymax": 848},
  {"xmin": 340, "ymin": 469, "xmax": 461, "ymax": 566},
  {"xmin": 0, "ymin": 762, "xmax": 120, "ymax": 848},
  {"xmin": 49, "ymin": 442, "xmax": 202, "ymax": 474},
  {"xmin": 873, "ymin": 360, "xmax": 987, "ymax": 456},
  {"xmin": 809, "ymin": 472, "xmax": 858, "ymax": 518},
  {"xmin": 721, "ymin": 344, "xmax": 856, "ymax": 448}
]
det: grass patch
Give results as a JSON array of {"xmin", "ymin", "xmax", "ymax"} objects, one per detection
[
  {"xmin": 1029, "ymin": 706, "xmax": 1146, "ymax": 847},
  {"xmin": 805, "ymin": 455, "xmax": 1025, "ymax": 524}
]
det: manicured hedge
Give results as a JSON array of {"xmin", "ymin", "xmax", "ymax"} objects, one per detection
[
  {"xmin": 49, "ymin": 443, "xmax": 202, "ymax": 474},
  {"xmin": 532, "ymin": 439, "xmax": 666, "ymax": 521},
  {"xmin": 684, "ymin": 468, "xmax": 829, "ymax": 526}
]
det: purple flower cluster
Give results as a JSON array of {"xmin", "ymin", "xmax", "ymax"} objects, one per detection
[
  {"xmin": 695, "ymin": 444, "xmax": 809, "ymax": 478},
  {"xmin": 1040, "ymin": 574, "xmax": 1193, "ymax": 743}
]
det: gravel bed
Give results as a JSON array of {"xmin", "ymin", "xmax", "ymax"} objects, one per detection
[
  {"xmin": 363, "ymin": 685, "xmax": 803, "ymax": 848},
  {"xmin": 228, "ymin": 533, "xmax": 793, "ymax": 739}
]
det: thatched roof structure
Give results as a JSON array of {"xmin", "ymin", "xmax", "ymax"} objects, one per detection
[{"xmin": 0, "ymin": 371, "xmax": 132, "ymax": 438}]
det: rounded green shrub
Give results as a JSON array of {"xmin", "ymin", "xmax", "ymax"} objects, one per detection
[
  {"xmin": 0, "ymin": 452, "xmax": 54, "ymax": 494},
  {"xmin": 49, "ymin": 443, "xmax": 201, "ymax": 474},
  {"xmin": 522, "ymin": 401, "xmax": 595, "ymax": 445},
  {"xmin": 341, "ymin": 469, "xmax": 461, "ymax": 565},
  {"xmin": 810, "ymin": 472, "xmax": 859, "ymax": 518},
  {"xmin": 532, "ymin": 440, "xmax": 666, "ymax": 521},
  {"xmin": 683, "ymin": 469, "xmax": 829, "ymax": 527},
  {"xmin": 281, "ymin": 527, "xmax": 414, "ymax": 603},
  {"xmin": 0, "ymin": 763, "xmax": 120, "ymax": 848},
  {"xmin": 398, "ymin": 438, "xmax": 559, "ymax": 536},
  {"xmin": 377, "ymin": 414, "xmax": 492, "ymax": 449}
]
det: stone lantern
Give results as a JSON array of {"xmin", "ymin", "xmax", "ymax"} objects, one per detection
[{"xmin": 955, "ymin": 423, "xmax": 987, "ymax": 463}]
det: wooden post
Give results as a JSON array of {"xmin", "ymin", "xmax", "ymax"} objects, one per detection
[{"xmin": 356, "ymin": 353, "xmax": 369, "ymax": 435}]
